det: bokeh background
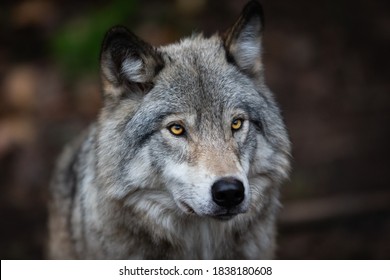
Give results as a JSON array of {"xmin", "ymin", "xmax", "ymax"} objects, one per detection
[{"xmin": 1, "ymin": 0, "xmax": 389, "ymax": 259}]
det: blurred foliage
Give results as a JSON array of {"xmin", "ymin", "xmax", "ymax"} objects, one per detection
[{"xmin": 51, "ymin": 0, "xmax": 137, "ymax": 78}]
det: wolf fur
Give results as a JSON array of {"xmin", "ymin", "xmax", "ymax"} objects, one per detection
[{"xmin": 48, "ymin": 1, "xmax": 291, "ymax": 259}]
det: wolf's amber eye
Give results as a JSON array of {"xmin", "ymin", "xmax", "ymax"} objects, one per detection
[
  {"xmin": 168, "ymin": 124, "xmax": 185, "ymax": 136},
  {"xmin": 231, "ymin": 118, "xmax": 243, "ymax": 131}
]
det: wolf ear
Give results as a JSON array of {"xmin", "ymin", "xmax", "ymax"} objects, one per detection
[
  {"xmin": 223, "ymin": 1, "xmax": 264, "ymax": 77},
  {"xmin": 100, "ymin": 26, "xmax": 164, "ymax": 100}
]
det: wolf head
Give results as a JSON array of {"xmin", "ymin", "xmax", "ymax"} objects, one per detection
[{"xmin": 96, "ymin": 1, "xmax": 290, "ymax": 221}]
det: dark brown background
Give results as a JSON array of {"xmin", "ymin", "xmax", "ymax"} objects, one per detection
[{"xmin": 1, "ymin": 0, "xmax": 389, "ymax": 259}]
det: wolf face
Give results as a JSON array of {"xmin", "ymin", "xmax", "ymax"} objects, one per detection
[{"xmin": 96, "ymin": 1, "xmax": 290, "ymax": 222}]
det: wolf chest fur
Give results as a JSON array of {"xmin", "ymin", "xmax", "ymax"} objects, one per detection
[{"xmin": 48, "ymin": 1, "xmax": 291, "ymax": 259}]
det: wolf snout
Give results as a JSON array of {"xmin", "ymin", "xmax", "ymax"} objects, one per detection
[{"xmin": 211, "ymin": 177, "xmax": 245, "ymax": 208}]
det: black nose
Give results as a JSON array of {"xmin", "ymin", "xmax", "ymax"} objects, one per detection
[{"xmin": 212, "ymin": 177, "xmax": 245, "ymax": 208}]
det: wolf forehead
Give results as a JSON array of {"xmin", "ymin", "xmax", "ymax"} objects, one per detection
[
  {"xmin": 132, "ymin": 35, "xmax": 261, "ymax": 108},
  {"xmin": 159, "ymin": 35, "xmax": 236, "ymax": 78}
]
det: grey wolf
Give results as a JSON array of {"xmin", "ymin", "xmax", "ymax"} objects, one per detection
[{"xmin": 48, "ymin": 0, "xmax": 291, "ymax": 259}]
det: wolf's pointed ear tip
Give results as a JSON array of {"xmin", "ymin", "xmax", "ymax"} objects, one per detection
[
  {"xmin": 243, "ymin": 1, "xmax": 264, "ymax": 21},
  {"xmin": 103, "ymin": 25, "xmax": 131, "ymax": 41},
  {"xmin": 245, "ymin": 0, "xmax": 263, "ymax": 11},
  {"xmin": 101, "ymin": 25, "xmax": 132, "ymax": 51}
]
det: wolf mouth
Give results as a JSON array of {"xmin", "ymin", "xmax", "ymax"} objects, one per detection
[
  {"xmin": 178, "ymin": 200, "xmax": 240, "ymax": 220},
  {"xmin": 214, "ymin": 213, "xmax": 237, "ymax": 221}
]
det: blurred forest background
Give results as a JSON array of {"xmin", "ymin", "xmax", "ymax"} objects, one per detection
[{"xmin": 1, "ymin": 0, "xmax": 389, "ymax": 259}]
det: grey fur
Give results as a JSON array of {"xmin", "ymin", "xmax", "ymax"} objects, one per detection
[{"xmin": 48, "ymin": 1, "xmax": 290, "ymax": 259}]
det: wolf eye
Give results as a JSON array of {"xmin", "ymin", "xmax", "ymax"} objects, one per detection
[
  {"xmin": 168, "ymin": 124, "xmax": 185, "ymax": 136},
  {"xmin": 231, "ymin": 118, "xmax": 243, "ymax": 131}
]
